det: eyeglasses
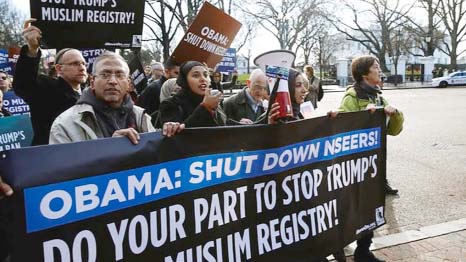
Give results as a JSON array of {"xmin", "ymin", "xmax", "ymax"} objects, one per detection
[
  {"xmin": 94, "ymin": 72, "xmax": 128, "ymax": 81},
  {"xmin": 60, "ymin": 61, "xmax": 87, "ymax": 67}
]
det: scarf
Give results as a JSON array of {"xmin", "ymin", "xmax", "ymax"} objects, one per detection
[{"xmin": 77, "ymin": 89, "xmax": 136, "ymax": 137}]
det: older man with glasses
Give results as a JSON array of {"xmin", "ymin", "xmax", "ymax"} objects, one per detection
[
  {"xmin": 49, "ymin": 51, "xmax": 155, "ymax": 144},
  {"xmin": 13, "ymin": 18, "xmax": 88, "ymax": 145}
]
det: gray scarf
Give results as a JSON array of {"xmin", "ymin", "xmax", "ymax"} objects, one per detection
[{"xmin": 77, "ymin": 89, "xmax": 137, "ymax": 137}]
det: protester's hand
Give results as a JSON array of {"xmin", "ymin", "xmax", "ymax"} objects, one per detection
[
  {"xmin": 112, "ymin": 128, "xmax": 140, "ymax": 145},
  {"xmin": 384, "ymin": 105, "xmax": 398, "ymax": 117},
  {"xmin": 202, "ymin": 88, "xmax": 222, "ymax": 111},
  {"xmin": 239, "ymin": 118, "xmax": 253, "ymax": 125},
  {"xmin": 22, "ymin": 18, "xmax": 41, "ymax": 57},
  {"xmin": 327, "ymin": 110, "xmax": 338, "ymax": 118},
  {"xmin": 163, "ymin": 122, "xmax": 185, "ymax": 137},
  {"xmin": 366, "ymin": 103, "xmax": 377, "ymax": 113},
  {"xmin": 268, "ymin": 102, "xmax": 280, "ymax": 124},
  {"xmin": 0, "ymin": 177, "xmax": 13, "ymax": 199}
]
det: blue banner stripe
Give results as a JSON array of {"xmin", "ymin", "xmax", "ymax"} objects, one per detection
[{"xmin": 24, "ymin": 127, "xmax": 381, "ymax": 232}]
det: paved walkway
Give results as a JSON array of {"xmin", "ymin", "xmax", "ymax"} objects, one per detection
[
  {"xmin": 367, "ymin": 230, "xmax": 466, "ymax": 261},
  {"xmin": 330, "ymin": 218, "xmax": 466, "ymax": 261}
]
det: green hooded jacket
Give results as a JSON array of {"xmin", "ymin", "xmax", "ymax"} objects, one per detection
[{"xmin": 338, "ymin": 86, "xmax": 404, "ymax": 136}]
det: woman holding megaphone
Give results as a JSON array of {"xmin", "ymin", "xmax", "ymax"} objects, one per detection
[{"xmin": 267, "ymin": 68, "xmax": 307, "ymax": 124}]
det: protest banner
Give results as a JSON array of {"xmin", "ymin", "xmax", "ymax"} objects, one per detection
[
  {"xmin": 216, "ymin": 48, "xmax": 237, "ymax": 73},
  {"xmin": 0, "ymin": 49, "xmax": 11, "ymax": 73},
  {"xmin": 2, "ymin": 91, "xmax": 30, "ymax": 116},
  {"xmin": 29, "ymin": 0, "xmax": 145, "ymax": 49},
  {"xmin": 7, "ymin": 47, "xmax": 21, "ymax": 75},
  {"xmin": 128, "ymin": 54, "xmax": 148, "ymax": 94},
  {"xmin": 0, "ymin": 115, "xmax": 33, "ymax": 151},
  {"xmin": 0, "ymin": 110, "xmax": 387, "ymax": 261},
  {"xmin": 171, "ymin": 2, "xmax": 242, "ymax": 68}
]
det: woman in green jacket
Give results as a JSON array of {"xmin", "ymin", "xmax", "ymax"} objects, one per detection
[{"xmin": 337, "ymin": 55, "xmax": 404, "ymax": 262}]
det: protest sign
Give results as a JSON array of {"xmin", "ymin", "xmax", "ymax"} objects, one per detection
[
  {"xmin": 2, "ymin": 91, "xmax": 30, "ymax": 116},
  {"xmin": 171, "ymin": 2, "xmax": 242, "ymax": 68},
  {"xmin": 29, "ymin": 0, "xmax": 145, "ymax": 49},
  {"xmin": 216, "ymin": 48, "xmax": 237, "ymax": 73},
  {"xmin": 0, "ymin": 111, "xmax": 387, "ymax": 261},
  {"xmin": 7, "ymin": 47, "xmax": 21, "ymax": 75},
  {"xmin": 0, "ymin": 115, "xmax": 33, "ymax": 151},
  {"xmin": 128, "ymin": 54, "xmax": 147, "ymax": 94},
  {"xmin": 79, "ymin": 48, "xmax": 107, "ymax": 72},
  {"xmin": 0, "ymin": 49, "xmax": 11, "ymax": 73}
]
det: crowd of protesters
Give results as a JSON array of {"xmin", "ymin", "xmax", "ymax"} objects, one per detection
[{"xmin": 0, "ymin": 17, "xmax": 405, "ymax": 262}]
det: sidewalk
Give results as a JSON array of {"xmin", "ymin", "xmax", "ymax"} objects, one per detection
[
  {"xmin": 330, "ymin": 218, "xmax": 466, "ymax": 261},
  {"xmin": 323, "ymin": 81, "xmax": 436, "ymax": 93}
]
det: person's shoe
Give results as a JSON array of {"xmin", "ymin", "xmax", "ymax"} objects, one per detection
[
  {"xmin": 385, "ymin": 183, "xmax": 398, "ymax": 195},
  {"xmin": 354, "ymin": 250, "xmax": 385, "ymax": 262}
]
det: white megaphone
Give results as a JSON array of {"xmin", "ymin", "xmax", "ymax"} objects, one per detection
[
  {"xmin": 254, "ymin": 50, "xmax": 296, "ymax": 119},
  {"xmin": 253, "ymin": 49, "xmax": 295, "ymax": 72}
]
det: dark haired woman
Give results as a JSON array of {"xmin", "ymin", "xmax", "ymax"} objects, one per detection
[{"xmin": 160, "ymin": 61, "xmax": 226, "ymax": 136}]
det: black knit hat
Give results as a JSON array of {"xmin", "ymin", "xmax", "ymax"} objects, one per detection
[{"xmin": 176, "ymin": 61, "xmax": 205, "ymax": 90}]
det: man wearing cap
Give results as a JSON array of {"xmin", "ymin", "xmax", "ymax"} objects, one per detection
[
  {"xmin": 13, "ymin": 19, "xmax": 87, "ymax": 145},
  {"xmin": 223, "ymin": 69, "xmax": 267, "ymax": 125}
]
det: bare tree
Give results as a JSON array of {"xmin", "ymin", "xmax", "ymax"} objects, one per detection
[
  {"xmin": 437, "ymin": 0, "xmax": 466, "ymax": 70},
  {"xmin": 312, "ymin": 33, "xmax": 343, "ymax": 79},
  {"xmin": 0, "ymin": 0, "xmax": 25, "ymax": 49},
  {"xmin": 143, "ymin": 0, "xmax": 182, "ymax": 62},
  {"xmin": 329, "ymin": 0, "xmax": 413, "ymax": 72},
  {"xmin": 144, "ymin": 0, "xmax": 250, "ymax": 62},
  {"xmin": 240, "ymin": 0, "xmax": 326, "ymax": 52},
  {"xmin": 297, "ymin": 17, "xmax": 328, "ymax": 65}
]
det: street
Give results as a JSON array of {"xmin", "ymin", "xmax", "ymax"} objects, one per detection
[{"xmin": 317, "ymin": 86, "xmax": 466, "ymax": 238}]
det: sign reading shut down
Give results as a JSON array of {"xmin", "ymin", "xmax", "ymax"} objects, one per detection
[{"xmin": 171, "ymin": 2, "xmax": 242, "ymax": 68}]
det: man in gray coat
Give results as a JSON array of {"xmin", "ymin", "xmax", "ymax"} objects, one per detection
[
  {"xmin": 223, "ymin": 69, "xmax": 267, "ymax": 125},
  {"xmin": 49, "ymin": 51, "xmax": 155, "ymax": 144}
]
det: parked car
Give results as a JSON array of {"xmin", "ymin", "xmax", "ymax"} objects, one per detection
[{"xmin": 431, "ymin": 71, "xmax": 466, "ymax": 88}]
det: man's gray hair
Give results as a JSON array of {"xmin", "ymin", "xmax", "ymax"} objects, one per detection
[
  {"xmin": 249, "ymin": 69, "xmax": 266, "ymax": 82},
  {"xmin": 92, "ymin": 51, "xmax": 129, "ymax": 75}
]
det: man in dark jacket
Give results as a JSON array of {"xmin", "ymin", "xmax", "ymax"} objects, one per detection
[
  {"xmin": 223, "ymin": 69, "xmax": 267, "ymax": 125},
  {"xmin": 138, "ymin": 58, "xmax": 179, "ymax": 116},
  {"xmin": 210, "ymin": 71, "xmax": 238, "ymax": 93},
  {"xmin": 13, "ymin": 19, "xmax": 87, "ymax": 145}
]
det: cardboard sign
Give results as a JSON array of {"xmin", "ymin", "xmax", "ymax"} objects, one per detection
[
  {"xmin": 171, "ymin": 2, "xmax": 241, "ymax": 68},
  {"xmin": 30, "ymin": 0, "xmax": 145, "ymax": 49}
]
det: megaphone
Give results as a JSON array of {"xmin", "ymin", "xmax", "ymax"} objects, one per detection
[
  {"xmin": 253, "ymin": 50, "xmax": 295, "ymax": 71},
  {"xmin": 254, "ymin": 50, "xmax": 296, "ymax": 120}
]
